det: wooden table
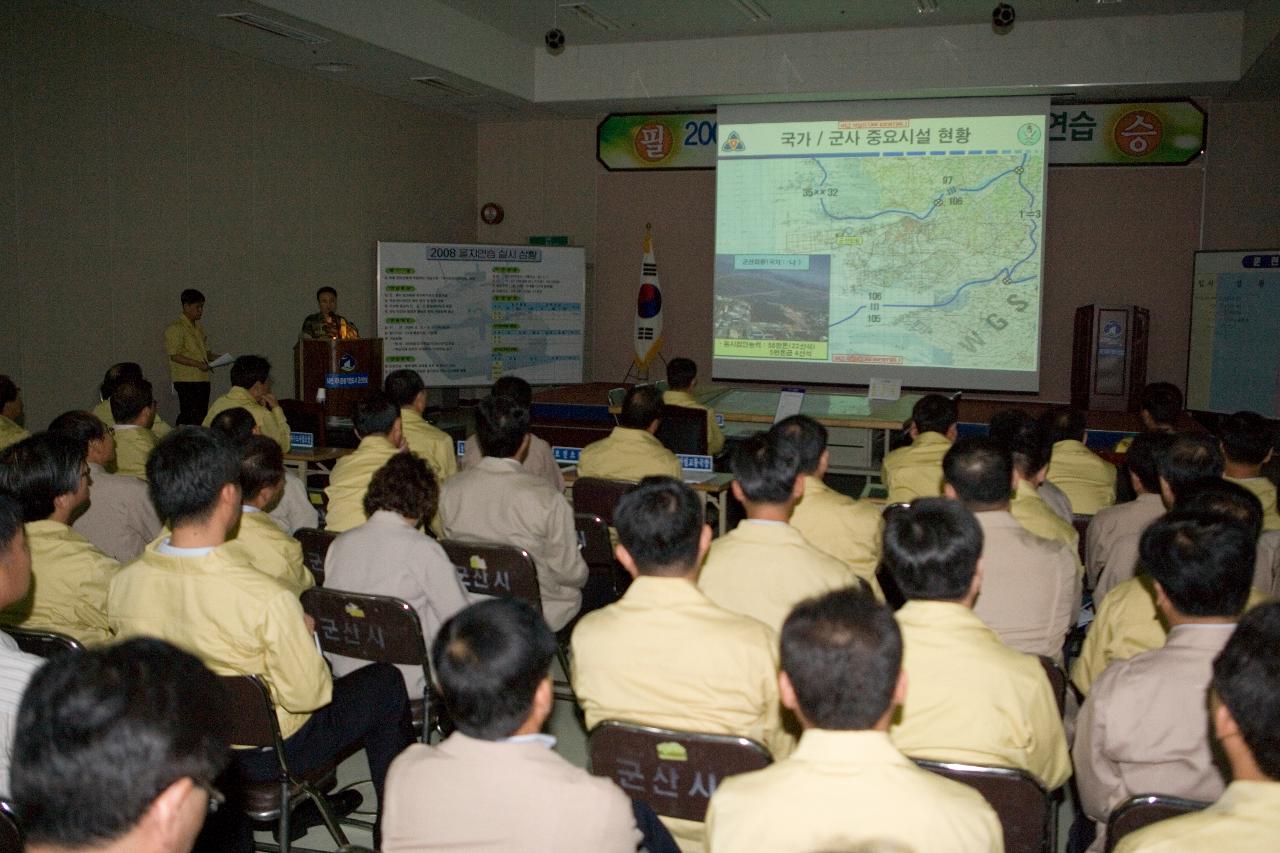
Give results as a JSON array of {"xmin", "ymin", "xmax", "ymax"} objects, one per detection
[
  {"xmin": 283, "ymin": 447, "xmax": 352, "ymax": 480},
  {"xmin": 563, "ymin": 468, "xmax": 736, "ymax": 536}
]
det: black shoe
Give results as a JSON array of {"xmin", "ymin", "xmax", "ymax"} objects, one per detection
[{"xmin": 274, "ymin": 789, "xmax": 363, "ymax": 843}]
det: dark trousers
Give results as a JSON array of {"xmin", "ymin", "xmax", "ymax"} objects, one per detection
[
  {"xmin": 632, "ymin": 800, "xmax": 680, "ymax": 853},
  {"xmin": 174, "ymin": 381, "xmax": 211, "ymax": 425},
  {"xmin": 198, "ymin": 663, "xmax": 413, "ymax": 852}
]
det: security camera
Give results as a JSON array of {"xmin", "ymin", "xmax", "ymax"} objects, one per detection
[
  {"xmin": 545, "ymin": 28, "xmax": 565, "ymax": 53},
  {"xmin": 992, "ymin": 3, "xmax": 1015, "ymax": 34}
]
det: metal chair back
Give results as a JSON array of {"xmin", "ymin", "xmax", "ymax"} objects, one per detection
[
  {"xmin": 575, "ymin": 512, "xmax": 631, "ymax": 604},
  {"xmin": 301, "ymin": 588, "xmax": 427, "ymax": 670},
  {"xmin": 914, "ymin": 759, "xmax": 1054, "ymax": 853},
  {"xmin": 588, "ymin": 720, "xmax": 771, "ymax": 823},
  {"xmin": 655, "ymin": 405, "xmax": 708, "ymax": 456},
  {"xmin": 1104, "ymin": 794, "xmax": 1209, "ymax": 852},
  {"xmin": 571, "ymin": 477, "xmax": 636, "ymax": 526},
  {"xmin": 1072, "ymin": 514, "xmax": 1092, "ymax": 566},
  {"xmin": 3, "ymin": 626, "xmax": 84, "ymax": 658},
  {"xmin": 439, "ymin": 539, "xmax": 543, "ymax": 613},
  {"xmin": 293, "ymin": 527, "xmax": 338, "ymax": 586},
  {"xmin": 1038, "ymin": 655, "xmax": 1068, "ymax": 717},
  {"xmin": 0, "ymin": 798, "xmax": 22, "ymax": 853}
]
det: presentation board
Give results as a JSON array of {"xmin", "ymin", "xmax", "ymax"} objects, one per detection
[
  {"xmin": 376, "ymin": 242, "xmax": 585, "ymax": 386},
  {"xmin": 1187, "ymin": 250, "xmax": 1280, "ymax": 416},
  {"xmin": 713, "ymin": 97, "xmax": 1050, "ymax": 392}
]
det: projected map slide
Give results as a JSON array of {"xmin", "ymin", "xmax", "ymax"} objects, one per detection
[{"xmin": 714, "ymin": 111, "xmax": 1046, "ymax": 391}]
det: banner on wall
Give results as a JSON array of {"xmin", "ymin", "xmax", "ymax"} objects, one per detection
[{"xmin": 599, "ymin": 100, "xmax": 1205, "ymax": 170}]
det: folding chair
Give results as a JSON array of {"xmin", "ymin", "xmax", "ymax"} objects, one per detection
[
  {"xmin": 217, "ymin": 674, "xmax": 349, "ymax": 853},
  {"xmin": 606, "ymin": 387, "xmax": 628, "ymax": 409},
  {"xmin": 588, "ymin": 721, "xmax": 772, "ymax": 823},
  {"xmin": 1104, "ymin": 794, "xmax": 1209, "ymax": 852},
  {"xmin": 439, "ymin": 539, "xmax": 575, "ymax": 701},
  {"xmin": 914, "ymin": 759, "xmax": 1055, "ymax": 853},
  {"xmin": 655, "ymin": 405, "xmax": 708, "ymax": 456},
  {"xmin": 293, "ymin": 528, "xmax": 338, "ymax": 586},
  {"xmin": 1072, "ymin": 514, "xmax": 1092, "ymax": 567},
  {"xmin": 0, "ymin": 798, "xmax": 21, "ymax": 853},
  {"xmin": 3, "ymin": 626, "xmax": 84, "ymax": 658},
  {"xmin": 571, "ymin": 477, "xmax": 636, "ymax": 525},
  {"xmin": 1038, "ymin": 655, "xmax": 1068, "ymax": 717},
  {"xmin": 575, "ymin": 512, "xmax": 631, "ymax": 604},
  {"xmin": 299, "ymin": 587, "xmax": 440, "ymax": 741}
]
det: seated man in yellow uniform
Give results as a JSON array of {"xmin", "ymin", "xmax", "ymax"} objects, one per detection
[
  {"xmin": 299, "ymin": 286, "xmax": 359, "ymax": 340},
  {"xmin": 461, "ymin": 376, "xmax": 564, "ymax": 492},
  {"xmin": 225, "ymin": 436, "xmax": 314, "ymax": 596},
  {"xmin": 881, "ymin": 393, "xmax": 957, "ymax": 504},
  {"xmin": 1220, "ymin": 410, "xmax": 1280, "ymax": 532},
  {"xmin": 1086, "ymin": 432, "xmax": 1173, "ymax": 593},
  {"xmin": 106, "ymin": 426, "xmax": 413, "ymax": 851},
  {"xmin": 91, "ymin": 362, "xmax": 172, "ymax": 438},
  {"xmin": 988, "ymin": 408, "xmax": 1080, "ymax": 550},
  {"xmin": 578, "ymin": 385, "xmax": 681, "ymax": 482},
  {"xmin": 48, "ymin": 410, "xmax": 161, "ymax": 564},
  {"xmin": 662, "ymin": 357, "xmax": 724, "ymax": 456},
  {"xmin": 883, "ymin": 498, "xmax": 1071, "ymax": 791},
  {"xmin": 1114, "ymin": 601, "xmax": 1280, "ymax": 853},
  {"xmin": 1072, "ymin": 479, "xmax": 1272, "ymax": 697},
  {"xmin": 943, "ymin": 437, "xmax": 1079, "ymax": 663},
  {"xmin": 203, "ymin": 355, "xmax": 291, "ymax": 451},
  {"xmin": 385, "ymin": 369, "xmax": 456, "ymax": 484},
  {"xmin": 209, "ymin": 407, "xmax": 318, "ymax": 534},
  {"xmin": 1044, "ymin": 407, "xmax": 1117, "ymax": 515},
  {"xmin": 0, "ymin": 376, "xmax": 29, "ymax": 452},
  {"xmin": 698, "ymin": 432, "xmax": 852, "ymax": 633},
  {"xmin": 1113, "ymin": 381, "xmax": 1184, "ymax": 453},
  {"xmin": 323, "ymin": 393, "xmax": 404, "ymax": 533},
  {"xmin": 439, "ymin": 395, "xmax": 587, "ymax": 632},
  {"xmin": 0, "ymin": 433, "xmax": 118, "ymax": 645},
  {"xmin": 164, "ymin": 288, "xmax": 218, "ymax": 426},
  {"xmin": 571, "ymin": 476, "xmax": 793, "ymax": 853},
  {"xmin": 110, "ymin": 378, "xmax": 159, "ymax": 480},
  {"xmin": 770, "ymin": 415, "xmax": 883, "ymax": 599},
  {"xmin": 1075, "ymin": 509, "xmax": 1253, "ymax": 853},
  {"xmin": 706, "ymin": 587, "xmax": 1002, "ymax": 853}
]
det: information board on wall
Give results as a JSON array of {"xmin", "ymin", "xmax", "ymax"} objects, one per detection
[{"xmin": 376, "ymin": 242, "xmax": 585, "ymax": 386}]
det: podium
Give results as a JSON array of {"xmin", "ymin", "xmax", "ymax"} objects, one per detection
[
  {"xmin": 294, "ymin": 338, "xmax": 383, "ymax": 419},
  {"xmin": 1070, "ymin": 306, "xmax": 1148, "ymax": 413}
]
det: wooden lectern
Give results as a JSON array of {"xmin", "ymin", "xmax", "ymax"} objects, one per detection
[
  {"xmin": 1071, "ymin": 306, "xmax": 1148, "ymax": 413},
  {"xmin": 294, "ymin": 338, "xmax": 383, "ymax": 419}
]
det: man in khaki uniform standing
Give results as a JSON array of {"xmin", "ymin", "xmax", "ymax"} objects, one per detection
[{"xmin": 164, "ymin": 288, "xmax": 218, "ymax": 425}]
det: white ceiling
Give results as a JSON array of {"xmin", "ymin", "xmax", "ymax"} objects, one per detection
[{"xmin": 68, "ymin": 0, "xmax": 1280, "ymax": 120}]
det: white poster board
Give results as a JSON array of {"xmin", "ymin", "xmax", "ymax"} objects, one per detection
[{"xmin": 376, "ymin": 242, "xmax": 585, "ymax": 386}]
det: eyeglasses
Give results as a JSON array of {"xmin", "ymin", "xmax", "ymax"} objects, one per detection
[{"xmin": 195, "ymin": 780, "xmax": 225, "ymax": 815}]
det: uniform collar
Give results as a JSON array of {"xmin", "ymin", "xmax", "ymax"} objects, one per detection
[
  {"xmin": 226, "ymin": 386, "xmax": 257, "ymax": 406},
  {"xmin": 611, "ymin": 426, "xmax": 661, "ymax": 444},
  {"xmin": 975, "ymin": 509, "xmax": 1020, "ymax": 530},
  {"xmin": 1013, "ymin": 479, "xmax": 1041, "ymax": 501},
  {"xmin": 473, "ymin": 455, "xmax": 524, "ymax": 473},
  {"xmin": 664, "ymin": 389, "xmax": 696, "ymax": 404},
  {"xmin": 897, "ymin": 599, "xmax": 989, "ymax": 632},
  {"xmin": 1052, "ymin": 439, "xmax": 1090, "ymax": 454},
  {"xmin": 913, "ymin": 431, "xmax": 952, "ymax": 447},
  {"xmin": 357, "ymin": 434, "xmax": 398, "ymax": 454},
  {"xmin": 1165, "ymin": 622, "xmax": 1237, "ymax": 650},
  {"xmin": 367, "ymin": 509, "xmax": 416, "ymax": 528},
  {"xmin": 156, "ymin": 538, "xmax": 216, "ymax": 557},
  {"xmin": 25, "ymin": 519, "xmax": 72, "ymax": 536},
  {"xmin": 1215, "ymin": 779, "xmax": 1280, "ymax": 814},
  {"xmin": 726, "ymin": 519, "xmax": 805, "ymax": 543},
  {"xmin": 802, "ymin": 474, "xmax": 833, "ymax": 495},
  {"xmin": 623, "ymin": 575, "xmax": 707, "ymax": 605},
  {"xmin": 793, "ymin": 729, "xmax": 907, "ymax": 765}
]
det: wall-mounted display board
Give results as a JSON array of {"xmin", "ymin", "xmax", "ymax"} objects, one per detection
[{"xmin": 376, "ymin": 242, "xmax": 585, "ymax": 386}]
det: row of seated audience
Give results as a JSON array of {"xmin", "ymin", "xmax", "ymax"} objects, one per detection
[{"xmin": 0, "ymin": 359, "xmax": 1278, "ymax": 851}]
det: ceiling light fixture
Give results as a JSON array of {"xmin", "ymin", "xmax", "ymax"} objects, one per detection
[
  {"xmin": 728, "ymin": 0, "xmax": 772, "ymax": 23},
  {"xmin": 313, "ymin": 62, "xmax": 355, "ymax": 73},
  {"xmin": 411, "ymin": 76, "xmax": 478, "ymax": 98},
  {"xmin": 916, "ymin": 0, "xmax": 940, "ymax": 13},
  {"xmin": 560, "ymin": 3, "xmax": 622, "ymax": 31},
  {"xmin": 217, "ymin": 13, "xmax": 328, "ymax": 45}
]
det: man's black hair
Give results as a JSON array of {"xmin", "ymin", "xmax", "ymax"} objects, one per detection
[
  {"xmin": 1126, "ymin": 431, "xmax": 1175, "ymax": 494},
  {"xmin": 47, "ymin": 410, "xmax": 109, "ymax": 453},
  {"xmin": 614, "ymin": 477, "xmax": 703, "ymax": 575},
  {"xmin": 1212, "ymin": 601, "xmax": 1280, "ymax": 780},
  {"xmin": 110, "ymin": 378, "xmax": 154, "ymax": 424},
  {"xmin": 0, "ymin": 376, "xmax": 18, "ymax": 410},
  {"xmin": 1177, "ymin": 477, "xmax": 1264, "ymax": 541},
  {"xmin": 180, "ymin": 288, "xmax": 205, "ymax": 305},
  {"xmin": 352, "ymin": 392, "xmax": 400, "ymax": 438},
  {"xmin": 910, "ymin": 394, "xmax": 957, "ymax": 436},
  {"xmin": 0, "ymin": 434, "xmax": 84, "ymax": 522},
  {"xmin": 1141, "ymin": 382, "xmax": 1183, "ymax": 428},
  {"xmin": 99, "ymin": 362, "xmax": 143, "ymax": 401},
  {"xmin": 316, "ymin": 286, "xmax": 337, "ymax": 300},
  {"xmin": 666, "ymin": 358, "xmax": 697, "ymax": 391},
  {"xmin": 1139, "ymin": 510, "xmax": 1254, "ymax": 618},
  {"xmin": 475, "ymin": 395, "xmax": 529, "ymax": 459},
  {"xmin": 229, "ymin": 355, "xmax": 271, "ymax": 390},
  {"xmin": 208, "ymin": 407, "xmax": 256, "ymax": 447},
  {"xmin": 1160, "ymin": 433, "xmax": 1225, "ymax": 502},
  {"xmin": 731, "ymin": 432, "xmax": 801, "ymax": 505},
  {"xmin": 883, "ymin": 497, "xmax": 983, "ymax": 602},
  {"xmin": 1219, "ymin": 410, "xmax": 1276, "ymax": 467},
  {"xmin": 431, "ymin": 599, "xmax": 557, "ymax": 740},
  {"xmin": 987, "ymin": 408, "xmax": 1049, "ymax": 476},
  {"xmin": 491, "ymin": 376, "xmax": 534, "ymax": 408},
  {"xmin": 770, "ymin": 415, "xmax": 827, "ymax": 475},
  {"xmin": 12, "ymin": 638, "xmax": 229, "ymax": 848},
  {"xmin": 364, "ymin": 452, "xmax": 438, "ymax": 523},
  {"xmin": 146, "ymin": 427, "xmax": 240, "ymax": 528},
  {"xmin": 238, "ymin": 435, "xmax": 285, "ymax": 501},
  {"xmin": 942, "ymin": 436, "xmax": 1013, "ymax": 508},
  {"xmin": 1043, "ymin": 407, "xmax": 1088, "ymax": 445},
  {"xmin": 619, "ymin": 385, "xmax": 665, "ymax": 430},
  {"xmin": 781, "ymin": 587, "xmax": 902, "ymax": 730},
  {"xmin": 384, "ymin": 369, "xmax": 427, "ymax": 408},
  {"xmin": 0, "ymin": 491, "xmax": 24, "ymax": 553}
]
